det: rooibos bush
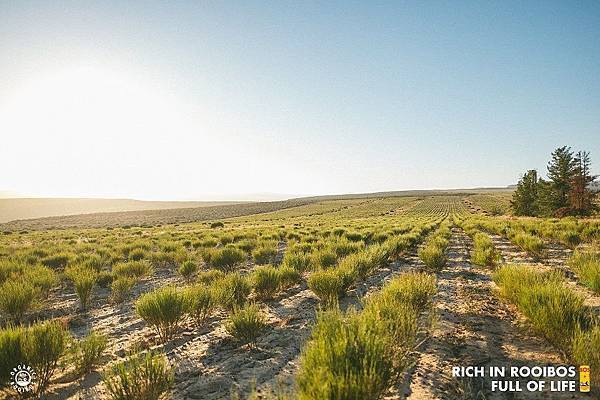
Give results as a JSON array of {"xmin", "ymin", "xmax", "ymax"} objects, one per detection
[
  {"xmin": 226, "ymin": 303, "xmax": 267, "ymax": 349},
  {"xmin": 103, "ymin": 350, "xmax": 174, "ymax": 400},
  {"xmin": 212, "ymin": 273, "xmax": 251, "ymax": 311},
  {"xmin": 196, "ymin": 269, "xmax": 225, "ymax": 285},
  {"xmin": 278, "ymin": 266, "xmax": 302, "ymax": 290},
  {"xmin": 65, "ymin": 265, "xmax": 98, "ymax": 310},
  {"xmin": 178, "ymin": 260, "xmax": 198, "ymax": 282},
  {"xmin": 252, "ymin": 265, "xmax": 281, "ymax": 300},
  {"xmin": 207, "ymin": 247, "xmax": 246, "ymax": 272},
  {"xmin": 418, "ymin": 238, "xmax": 447, "ymax": 271},
  {"xmin": 184, "ymin": 285, "xmax": 215, "ymax": 328},
  {"xmin": 113, "ymin": 260, "xmax": 153, "ymax": 280},
  {"xmin": 111, "ymin": 276, "xmax": 136, "ymax": 304},
  {"xmin": 282, "ymin": 251, "xmax": 311, "ymax": 272},
  {"xmin": 252, "ymin": 243, "xmax": 278, "ymax": 265},
  {"xmin": 471, "ymin": 233, "xmax": 500, "ymax": 267},
  {"xmin": 0, "ymin": 279, "xmax": 38, "ymax": 323},
  {"xmin": 0, "ymin": 325, "xmax": 24, "ymax": 385},
  {"xmin": 569, "ymin": 249, "xmax": 600, "ymax": 293},
  {"xmin": 307, "ymin": 269, "xmax": 345, "ymax": 307},
  {"xmin": 71, "ymin": 331, "xmax": 107, "ymax": 375},
  {"xmin": 136, "ymin": 286, "xmax": 187, "ymax": 342},
  {"xmin": 23, "ymin": 320, "xmax": 69, "ymax": 395},
  {"xmin": 572, "ymin": 325, "xmax": 600, "ymax": 388}
]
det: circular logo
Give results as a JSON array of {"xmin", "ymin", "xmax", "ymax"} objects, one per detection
[{"xmin": 10, "ymin": 364, "xmax": 35, "ymax": 393}]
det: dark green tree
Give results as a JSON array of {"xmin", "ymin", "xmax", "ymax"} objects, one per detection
[
  {"xmin": 547, "ymin": 146, "xmax": 576, "ymax": 212},
  {"xmin": 511, "ymin": 170, "xmax": 539, "ymax": 216},
  {"xmin": 569, "ymin": 151, "xmax": 598, "ymax": 216}
]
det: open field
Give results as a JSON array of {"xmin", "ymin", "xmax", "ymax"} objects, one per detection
[{"xmin": 0, "ymin": 194, "xmax": 599, "ymax": 399}]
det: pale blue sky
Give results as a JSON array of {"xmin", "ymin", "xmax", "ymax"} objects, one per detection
[{"xmin": 1, "ymin": 1, "xmax": 599, "ymax": 200}]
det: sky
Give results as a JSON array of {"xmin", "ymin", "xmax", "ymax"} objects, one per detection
[{"xmin": 1, "ymin": 1, "xmax": 599, "ymax": 200}]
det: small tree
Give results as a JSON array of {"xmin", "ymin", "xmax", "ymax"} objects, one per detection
[
  {"xmin": 547, "ymin": 146, "xmax": 576, "ymax": 212},
  {"xmin": 510, "ymin": 169, "xmax": 540, "ymax": 216},
  {"xmin": 569, "ymin": 151, "xmax": 598, "ymax": 216}
]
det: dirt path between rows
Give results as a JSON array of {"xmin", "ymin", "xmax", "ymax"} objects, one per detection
[{"xmin": 403, "ymin": 229, "xmax": 578, "ymax": 400}]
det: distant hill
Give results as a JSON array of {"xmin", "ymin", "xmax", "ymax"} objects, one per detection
[
  {"xmin": 0, "ymin": 198, "xmax": 244, "ymax": 223},
  {"xmin": 0, "ymin": 187, "xmax": 516, "ymax": 231}
]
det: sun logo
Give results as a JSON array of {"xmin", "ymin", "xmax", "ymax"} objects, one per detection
[{"xmin": 10, "ymin": 364, "xmax": 36, "ymax": 394}]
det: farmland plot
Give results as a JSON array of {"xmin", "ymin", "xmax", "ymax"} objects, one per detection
[{"xmin": 0, "ymin": 195, "xmax": 598, "ymax": 399}]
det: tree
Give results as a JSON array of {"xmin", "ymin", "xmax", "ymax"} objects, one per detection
[
  {"xmin": 569, "ymin": 151, "xmax": 598, "ymax": 216},
  {"xmin": 547, "ymin": 146, "xmax": 576, "ymax": 213},
  {"xmin": 511, "ymin": 170, "xmax": 539, "ymax": 216}
]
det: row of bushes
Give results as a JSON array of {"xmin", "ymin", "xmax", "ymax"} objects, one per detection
[
  {"xmin": 137, "ymin": 269, "xmax": 279, "ymax": 345},
  {"xmin": 296, "ymin": 272, "xmax": 437, "ymax": 399},
  {"xmin": 418, "ymin": 224, "xmax": 451, "ymax": 270},
  {"xmin": 306, "ymin": 223, "xmax": 437, "ymax": 307},
  {"xmin": 493, "ymin": 264, "xmax": 599, "ymax": 385}
]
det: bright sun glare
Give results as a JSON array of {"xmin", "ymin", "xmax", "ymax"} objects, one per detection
[{"xmin": 0, "ymin": 64, "xmax": 239, "ymax": 199}]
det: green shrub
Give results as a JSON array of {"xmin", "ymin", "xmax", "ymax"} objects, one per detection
[
  {"xmin": 41, "ymin": 252, "xmax": 72, "ymax": 269},
  {"xmin": 111, "ymin": 277, "xmax": 136, "ymax": 304},
  {"xmin": 212, "ymin": 273, "xmax": 251, "ymax": 311},
  {"xmin": 207, "ymin": 247, "xmax": 246, "ymax": 272},
  {"xmin": 184, "ymin": 285, "xmax": 215, "ymax": 328},
  {"xmin": 22, "ymin": 265, "xmax": 58, "ymax": 294},
  {"xmin": 128, "ymin": 248, "xmax": 149, "ymax": 261},
  {"xmin": 136, "ymin": 286, "xmax": 187, "ymax": 342},
  {"xmin": 65, "ymin": 266, "xmax": 98, "ymax": 310},
  {"xmin": 560, "ymin": 230, "xmax": 581, "ymax": 249},
  {"xmin": 310, "ymin": 249, "xmax": 338, "ymax": 269},
  {"xmin": 113, "ymin": 260, "xmax": 153, "ymax": 279},
  {"xmin": 252, "ymin": 265, "xmax": 281, "ymax": 300},
  {"xmin": 418, "ymin": 240, "xmax": 447, "ymax": 270},
  {"xmin": 23, "ymin": 320, "xmax": 69, "ymax": 395},
  {"xmin": 297, "ymin": 272, "xmax": 435, "ymax": 400},
  {"xmin": 569, "ymin": 249, "xmax": 600, "ymax": 293},
  {"xmin": 376, "ymin": 272, "xmax": 437, "ymax": 309},
  {"xmin": 297, "ymin": 309, "xmax": 404, "ymax": 399},
  {"xmin": 226, "ymin": 303, "xmax": 267, "ymax": 349},
  {"xmin": 384, "ymin": 235, "xmax": 412, "ymax": 259},
  {"xmin": 71, "ymin": 331, "xmax": 107, "ymax": 375},
  {"xmin": 0, "ymin": 279, "xmax": 38, "ymax": 323},
  {"xmin": 278, "ymin": 266, "xmax": 302, "ymax": 290},
  {"xmin": 0, "ymin": 325, "xmax": 25, "ymax": 385},
  {"xmin": 308, "ymin": 269, "xmax": 345, "ymax": 307},
  {"xmin": 103, "ymin": 350, "xmax": 174, "ymax": 400},
  {"xmin": 493, "ymin": 265, "xmax": 591, "ymax": 349},
  {"xmin": 252, "ymin": 244, "xmax": 278, "ymax": 265},
  {"xmin": 178, "ymin": 260, "xmax": 198, "ymax": 282},
  {"xmin": 196, "ymin": 269, "xmax": 225, "ymax": 285},
  {"xmin": 97, "ymin": 270, "xmax": 114, "ymax": 288},
  {"xmin": 510, "ymin": 232, "xmax": 545, "ymax": 259},
  {"xmin": 471, "ymin": 233, "xmax": 500, "ymax": 267},
  {"xmin": 572, "ymin": 326, "xmax": 600, "ymax": 389},
  {"xmin": 282, "ymin": 251, "xmax": 311, "ymax": 272}
]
